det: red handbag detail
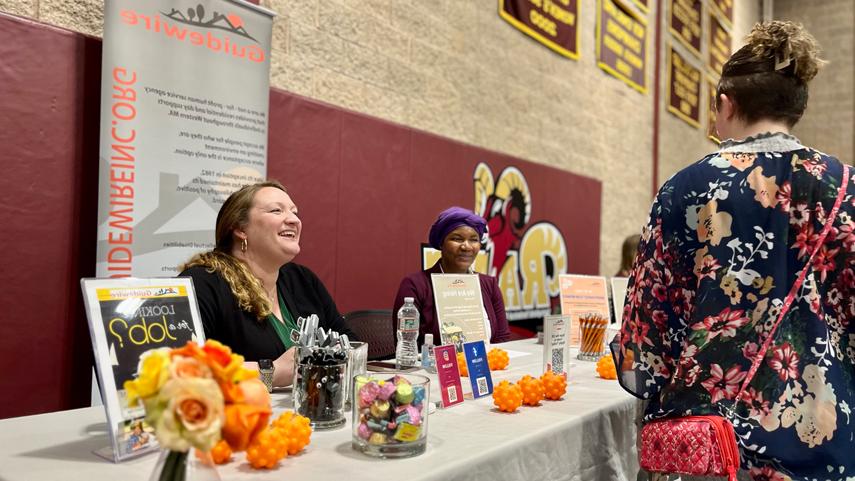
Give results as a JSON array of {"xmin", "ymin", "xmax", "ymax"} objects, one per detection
[
  {"xmin": 638, "ymin": 165, "xmax": 849, "ymax": 481},
  {"xmin": 641, "ymin": 416, "xmax": 740, "ymax": 480}
]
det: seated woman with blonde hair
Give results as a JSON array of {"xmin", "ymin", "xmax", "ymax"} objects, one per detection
[{"xmin": 180, "ymin": 180, "xmax": 355, "ymax": 387}]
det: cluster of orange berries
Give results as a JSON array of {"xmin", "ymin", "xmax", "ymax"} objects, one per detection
[
  {"xmin": 457, "ymin": 348, "xmax": 510, "ymax": 377},
  {"xmin": 212, "ymin": 411, "xmax": 313, "ymax": 469},
  {"xmin": 596, "ymin": 355, "xmax": 617, "ymax": 380},
  {"xmin": 492, "ymin": 370, "xmax": 567, "ymax": 413}
]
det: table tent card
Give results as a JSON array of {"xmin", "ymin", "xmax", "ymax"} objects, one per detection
[
  {"xmin": 610, "ymin": 277, "xmax": 629, "ymax": 324},
  {"xmin": 431, "ymin": 274, "xmax": 487, "ymax": 351},
  {"xmin": 543, "ymin": 315, "xmax": 571, "ymax": 377},
  {"xmin": 434, "ymin": 344, "xmax": 465, "ymax": 408},
  {"xmin": 558, "ymin": 274, "xmax": 611, "ymax": 348},
  {"xmin": 81, "ymin": 278, "xmax": 205, "ymax": 462},
  {"xmin": 608, "ymin": 277, "xmax": 629, "ymax": 344},
  {"xmin": 463, "ymin": 340, "xmax": 494, "ymax": 398}
]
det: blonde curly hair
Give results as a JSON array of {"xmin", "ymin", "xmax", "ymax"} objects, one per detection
[
  {"xmin": 716, "ymin": 21, "xmax": 825, "ymax": 127},
  {"xmin": 182, "ymin": 181, "xmax": 288, "ymax": 319}
]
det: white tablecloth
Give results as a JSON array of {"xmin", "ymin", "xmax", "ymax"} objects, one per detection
[{"xmin": 0, "ymin": 339, "xmax": 639, "ymax": 481}]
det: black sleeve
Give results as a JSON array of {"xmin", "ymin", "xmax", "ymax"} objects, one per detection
[
  {"xmin": 283, "ymin": 264, "xmax": 358, "ymax": 341},
  {"xmin": 178, "ymin": 266, "xmax": 221, "ymax": 339}
]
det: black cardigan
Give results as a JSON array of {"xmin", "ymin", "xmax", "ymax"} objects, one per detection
[{"xmin": 180, "ymin": 263, "xmax": 356, "ymax": 362}]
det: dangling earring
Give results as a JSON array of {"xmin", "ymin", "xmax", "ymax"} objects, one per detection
[{"xmin": 241, "ymin": 238, "xmax": 248, "ymax": 253}]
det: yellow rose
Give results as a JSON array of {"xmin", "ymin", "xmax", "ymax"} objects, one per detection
[
  {"xmin": 124, "ymin": 348, "xmax": 171, "ymax": 406},
  {"xmin": 154, "ymin": 377, "xmax": 224, "ymax": 452}
]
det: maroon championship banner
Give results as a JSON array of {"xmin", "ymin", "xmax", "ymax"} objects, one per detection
[
  {"xmin": 666, "ymin": 45, "xmax": 701, "ymax": 128},
  {"xmin": 669, "ymin": 0, "xmax": 701, "ymax": 57},
  {"xmin": 707, "ymin": 77, "xmax": 720, "ymax": 143},
  {"xmin": 707, "ymin": 9, "xmax": 731, "ymax": 76},
  {"xmin": 499, "ymin": 0, "xmax": 580, "ymax": 60},
  {"xmin": 596, "ymin": 0, "xmax": 648, "ymax": 94},
  {"xmin": 709, "ymin": 0, "xmax": 733, "ymax": 27}
]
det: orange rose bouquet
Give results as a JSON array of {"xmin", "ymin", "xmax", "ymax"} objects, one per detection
[{"xmin": 124, "ymin": 340, "xmax": 272, "ymax": 479}]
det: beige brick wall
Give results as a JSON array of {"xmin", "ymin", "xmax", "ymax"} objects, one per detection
[
  {"xmin": 2, "ymin": 0, "xmax": 773, "ymax": 276},
  {"xmin": 774, "ymin": 0, "xmax": 854, "ymax": 166},
  {"xmin": 658, "ymin": 0, "xmax": 761, "ymax": 186}
]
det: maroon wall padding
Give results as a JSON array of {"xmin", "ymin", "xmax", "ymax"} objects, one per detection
[
  {"xmin": 0, "ymin": 13, "xmax": 601, "ymax": 418},
  {"xmin": 0, "ymin": 13, "xmax": 100, "ymax": 419},
  {"xmin": 268, "ymin": 93, "xmax": 603, "ymax": 314}
]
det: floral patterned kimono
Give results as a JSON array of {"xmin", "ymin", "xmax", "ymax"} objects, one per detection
[{"xmin": 617, "ymin": 133, "xmax": 854, "ymax": 481}]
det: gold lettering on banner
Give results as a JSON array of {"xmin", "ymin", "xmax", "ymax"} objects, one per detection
[
  {"xmin": 543, "ymin": 0, "xmax": 576, "ymax": 25},
  {"xmin": 499, "ymin": 0, "xmax": 580, "ymax": 59},
  {"xmin": 668, "ymin": 45, "xmax": 701, "ymax": 127},
  {"xmin": 598, "ymin": 0, "xmax": 647, "ymax": 93},
  {"xmin": 530, "ymin": 9, "xmax": 558, "ymax": 36}
]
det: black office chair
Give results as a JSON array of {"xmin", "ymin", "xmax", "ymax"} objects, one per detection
[{"xmin": 343, "ymin": 309, "xmax": 396, "ymax": 361}]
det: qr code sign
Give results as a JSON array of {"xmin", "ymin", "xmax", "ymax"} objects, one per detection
[
  {"xmin": 551, "ymin": 348, "xmax": 564, "ymax": 374},
  {"xmin": 476, "ymin": 377, "xmax": 489, "ymax": 396},
  {"xmin": 447, "ymin": 385, "xmax": 458, "ymax": 403}
]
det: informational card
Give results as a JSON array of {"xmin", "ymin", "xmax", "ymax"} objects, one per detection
[
  {"xmin": 610, "ymin": 277, "xmax": 629, "ymax": 324},
  {"xmin": 434, "ymin": 345, "xmax": 464, "ymax": 408},
  {"xmin": 462, "ymin": 341, "xmax": 493, "ymax": 398},
  {"xmin": 81, "ymin": 277, "xmax": 205, "ymax": 462},
  {"xmin": 559, "ymin": 274, "xmax": 611, "ymax": 348},
  {"xmin": 431, "ymin": 274, "xmax": 487, "ymax": 350},
  {"xmin": 543, "ymin": 315, "xmax": 570, "ymax": 377}
]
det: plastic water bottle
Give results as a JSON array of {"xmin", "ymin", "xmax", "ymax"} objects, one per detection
[
  {"xmin": 421, "ymin": 333, "xmax": 436, "ymax": 373},
  {"xmin": 396, "ymin": 297, "xmax": 420, "ymax": 369}
]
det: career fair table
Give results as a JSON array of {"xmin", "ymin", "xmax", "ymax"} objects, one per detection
[{"xmin": 0, "ymin": 339, "xmax": 639, "ymax": 481}]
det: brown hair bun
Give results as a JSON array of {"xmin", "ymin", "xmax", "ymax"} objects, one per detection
[{"xmin": 746, "ymin": 21, "xmax": 826, "ymax": 83}]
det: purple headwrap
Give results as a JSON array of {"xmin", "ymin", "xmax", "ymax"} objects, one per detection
[{"xmin": 428, "ymin": 206, "xmax": 487, "ymax": 249}]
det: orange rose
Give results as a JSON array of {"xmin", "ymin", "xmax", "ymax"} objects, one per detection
[
  {"xmin": 170, "ymin": 355, "xmax": 213, "ymax": 380},
  {"xmin": 221, "ymin": 403, "xmax": 271, "ymax": 451}
]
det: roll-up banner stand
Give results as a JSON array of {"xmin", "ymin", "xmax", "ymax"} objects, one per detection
[{"xmin": 92, "ymin": 0, "xmax": 274, "ymax": 409}]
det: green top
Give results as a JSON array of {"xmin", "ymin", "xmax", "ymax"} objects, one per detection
[{"xmin": 267, "ymin": 288, "xmax": 298, "ymax": 349}]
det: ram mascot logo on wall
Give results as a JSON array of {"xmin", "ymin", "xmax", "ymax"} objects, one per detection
[
  {"xmin": 474, "ymin": 163, "xmax": 568, "ymax": 320},
  {"xmin": 422, "ymin": 163, "xmax": 569, "ymax": 319}
]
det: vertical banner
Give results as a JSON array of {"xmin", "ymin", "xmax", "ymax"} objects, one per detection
[
  {"xmin": 97, "ymin": 0, "xmax": 274, "ymax": 279},
  {"xmin": 596, "ymin": 0, "xmax": 648, "ymax": 94},
  {"xmin": 707, "ymin": 77, "xmax": 720, "ymax": 144},
  {"xmin": 709, "ymin": 0, "xmax": 733, "ymax": 28},
  {"xmin": 666, "ymin": 44, "xmax": 702, "ymax": 128},
  {"xmin": 707, "ymin": 10, "xmax": 731, "ymax": 76},
  {"xmin": 668, "ymin": 0, "xmax": 701, "ymax": 57},
  {"xmin": 498, "ymin": 0, "xmax": 580, "ymax": 60}
]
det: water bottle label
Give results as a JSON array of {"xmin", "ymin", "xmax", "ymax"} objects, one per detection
[{"xmin": 401, "ymin": 318, "xmax": 418, "ymax": 330}]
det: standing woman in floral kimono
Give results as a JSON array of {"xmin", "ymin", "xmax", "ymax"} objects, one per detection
[{"xmin": 617, "ymin": 21, "xmax": 854, "ymax": 481}]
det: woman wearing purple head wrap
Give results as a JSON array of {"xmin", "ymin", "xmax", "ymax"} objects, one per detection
[{"xmin": 392, "ymin": 206, "xmax": 511, "ymax": 348}]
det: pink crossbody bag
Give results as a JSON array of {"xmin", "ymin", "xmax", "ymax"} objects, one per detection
[{"xmin": 639, "ymin": 165, "xmax": 850, "ymax": 481}]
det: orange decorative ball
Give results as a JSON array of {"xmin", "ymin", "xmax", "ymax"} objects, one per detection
[
  {"xmin": 457, "ymin": 352, "xmax": 468, "ymax": 377},
  {"xmin": 596, "ymin": 355, "xmax": 618, "ymax": 380},
  {"xmin": 540, "ymin": 370, "xmax": 568, "ymax": 400},
  {"xmin": 487, "ymin": 348, "xmax": 510, "ymax": 371},
  {"xmin": 517, "ymin": 375, "xmax": 545, "ymax": 406},
  {"xmin": 246, "ymin": 427, "xmax": 287, "ymax": 469},
  {"xmin": 271, "ymin": 411, "xmax": 312, "ymax": 455},
  {"xmin": 210, "ymin": 439, "xmax": 232, "ymax": 465},
  {"xmin": 492, "ymin": 380, "xmax": 523, "ymax": 413}
]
